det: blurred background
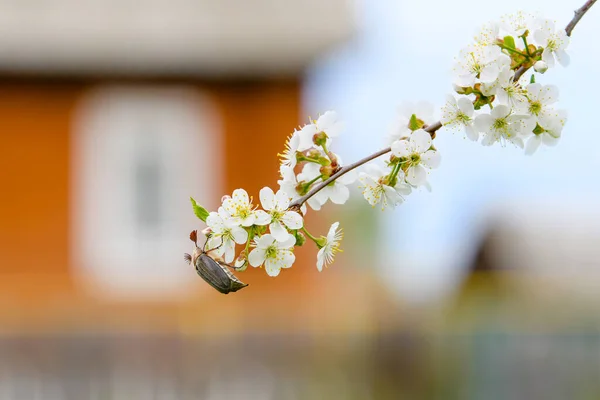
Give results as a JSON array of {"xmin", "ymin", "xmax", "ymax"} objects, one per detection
[{"xmin": 1, "ymin": 0, "xmax": 600, "ymax": 398}]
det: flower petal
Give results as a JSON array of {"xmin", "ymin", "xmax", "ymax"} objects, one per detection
[
  {"xmin": 327, "ymin": 183, "xmax": 350, "ymax": 205},
  {"xmin": 264, "ymin": 259, "xmax": 282, "ymax": 277},
  {"xmin": 316, "ymin": 111, "xmax": 338, "ymax": 130},
  {"xmin": 406, "ymin": 165, "xmax": 427, "ymax": 186},
  {"xmin": 420, "ymin": 150, "xmax": 441, "ymax": 169},
  {"xmin": 541, "ymin": 85, "xmax": 560, "ymax": 104},
  {"xmin": 474, "ymin": 114, "xmax": 493, "ymax": 132},
  {"xmin": 206, "ymin": 212, "xmax": 224, "ymax": 230},
  {"xmin": 307, "ymin": 196, "xmax": 323, "ymax": 211},
  {"xmin": 316, "ymin": 249, "xmax": 325, "ymax": 272},
  {"xmin": 542, "ymin": 133, "xmax": 559, "ymax": 146},
  {"xmin": 297, "ymin": 124, "xmax": 318, "ymax": 151},
  {"xmin": 259, "ymin": 187, "xmax": 275, "ymax": 211},
  {"xmin": 231, "ymin": 227, "xmax": 248, "ymax": 244},
  {"xmin": 382, "ymin": 185, "xmax": 403, "ymax": 207},
  {"xmin": 391, "ymin": 139, "xmax": 411, "ymax": 158},
  {"xmin": 491, "ymin": 104, "xmax": 510, "ymax": 119},
  {"xmin": 254, "ymin": 210, "xmax": 271, "ymax": 226},
  {"xmin": 256, "ymin": 234, "xmax": 275, "ymax": 249},
  {"xmin": 207, "ymin": 236, "xmax": 224, "ymax": 254},
  {"xmin": 411, "ymin": 129, "xmax": 432, "ymax": 153},
  {"xmin": 232, "ymin": 189, "xmax": 249, "ymax": 205},
  {"xmin": 525, "ymin": 135, "xmax": 541, "ymax": 155},
  {"xmin": 223, "ymin": 240, "xmax": 235, "ymax": 263},
  {"xmin": 281, "ymin": 211, "xmax": 303, "ymax": 229},
  {"xmin": 280, "ymin": 251, "xmax": 295, "ymax": 269},
  {"xmin": 270, "ymin": 221, "xmax": 290, "ymax": 242},
  {"xmin": 457, "ymin": 97, "xmax": 474, "ymax": 117},
  {"xmin": 555, "ymin": 49, "xmax": 570, "ymax": 67},
  {"xmin": 542, "ymin": 48, "xmax": 555, "ymax": 68},
  {"xmin": 277, "ymin": 233, "xmax": 297, "ymax": 249},
  {"xmin": 465, "ymin": 125, "xmax": 479, "ymax": 141},
  {"xmin": 274, "ymin": 190, "xmax": 291, "ymax": 210}
]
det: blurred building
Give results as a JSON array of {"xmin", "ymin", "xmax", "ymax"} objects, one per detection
[{"xmin": 2, "ymin": 1, "xmax": 600, "ymax": 399}]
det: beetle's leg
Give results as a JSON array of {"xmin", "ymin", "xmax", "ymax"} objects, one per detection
[
  {"xmin": 201, "ymin": 234, "xmax": 210, "ymax": 250},
  {"xmin": 204, "ymin": 236, "xmax": 224, "ymax": 253},
  {"xmin": 220, "ymin": 261, "xmax": 246, "ymax": 271}
]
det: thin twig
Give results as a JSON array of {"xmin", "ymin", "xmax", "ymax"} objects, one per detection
[
  {"xmin": 514, "ymin": 0, "xmax": 597, "ymax": 81},
  {"xmin": 289, "ymin": 122, "xmax": 440, "ymax": 208},
  {"xmin": 290, "ymin": 0, "xmax": 596, "ymax": 208},
  {"xmin": 566, "ymin": 0, "xmax": 597, "ymax": 35}
]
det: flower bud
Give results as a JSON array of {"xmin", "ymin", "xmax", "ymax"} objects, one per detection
[
  {"xmin": 201, "ymin": 227, "xmax": 212, "ymax": 236},
  {"xmin": 313, "ymin": 131, "xmax": 328, "ymax": 147},
  {"xmin": 294, "ymin": 231, "xmax": 306, "ymax": 247},
  {"xmin": 306, "ymin": 149, "xmax": 322, "ymax": 159},
  {"xmin": 234, "ymin": 256, "xmax": 248, "ymax": 272},
  {"xmin": 533, "ymin": 60, "xmax": 548, "ymax": 73},
  {"xmin": 320, "ymin": 164, "xmax": 335, "ymax": 179}
]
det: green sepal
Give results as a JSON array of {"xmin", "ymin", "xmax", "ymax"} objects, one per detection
[
  {"xmin": 530, "ymin": 74, "xmax": 536, "ymax": 84},
  {"xmin": 503, "ymin": 36, "xmax": 516, "ymax": 50},
  {"xmin": 190, "ymin": 197, "xmax": 209, "ymax": 222},
  {"xmin": 532, "ymin": 124, "xmax": 544, "ymax": 135},
  {"xmin": 408, "ymin": 114, "xmax": 421, "ymax": 131}
]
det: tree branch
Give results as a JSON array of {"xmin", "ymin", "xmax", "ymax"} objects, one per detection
[
  {"xmin": 566, "ymin": 0, "xmax": 597, "ymax": 36},
  {"xmin": 289, "ymin": 0, "xmax": 596, "ymax": 209},
  {"xmin": 289, "ymin": 122, "xmax": 440, "ymax": 208},
  {"xmin": 514, "ymin": 0, "xmax": 597, "ymax": 82}
]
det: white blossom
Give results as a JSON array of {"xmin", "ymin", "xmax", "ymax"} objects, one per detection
[
  {"xmin": 248, "ymin": 234, "xmax": 296, "ymax": 277},
  {"xmin": 297, "ymin": 111, "xmax": 344, "ymax": 150},
  {"xmin": 277, "ymin": 165, "xmax": 307, "ymax": 214},
  {"xmin": 206, "ymin": 208, "xmax": 248, "ymax": 263},
  {"xmin": 474, "ymin": 105, "xmax": 535, "ymax": 147},
  {"xmin": 222, "ymin": 189, "xmax": 258, "ymax": 227},
  {"xmin": 474, "ymin": 21, "xmax": 500, "ymax": 47},
  {"xmin": 533, "ymin": 19, "xmax": 570, "ymax": 67},
  {"xmin": 279, "ymin": 131, "xmax": 302, "ymax": 168},
  {"xmin": 500, "ymin": 11, "xmax": 537, "ymax": 38},
  {"xmin": 525, "ymin": 110, "xmax": 567, "ymax": 155},
  {"xmin": 481, "ymin": 65, "xmax": 513, "ymax": 97},
  {"xmin": 391, "ymin": 129, "xmax": 441, "ymax": 186},
  {"xmin": 358, "ymin": 164, "xmax": 411, "ymax": 209},
  {"xmin": 494, "ymin": 74, "xmax": 529, "ymax": 111},
  {"xmin": 453, "ymin": 45, "xmax": 510, "ymax": 88},
  {"xmin": 296, "ymin": 163, "xmax": 328, "ymax": 211},
  {"xmin": 316, "ymin": 222, "xmax": 343, "ymax": 272},
  {"xmin": 296, "ymin": 161, "xmax": 355, "ymax": 209},
  {"xmin": 255, "ymin": 187, "xmax": 303, "ymax": 242},
  {"xmin": 523, "ymin": 83, "xmax": 561, "ymax": 127},
  {"xmin": 440, "ymin": 95, "xmax": 477, "ymax": 141}
]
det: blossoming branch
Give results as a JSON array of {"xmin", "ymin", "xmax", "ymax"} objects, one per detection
[{"xmin": 186, "ymin": 0, "xmax": 597, "ymax": 292}]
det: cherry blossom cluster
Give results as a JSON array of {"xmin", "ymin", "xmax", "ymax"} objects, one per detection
[
  {"xmin": 188, "ymin": 4, "xmax": 595, "ymax": 283},
  {"xmin": 278, "ymin": 111, "xmax": 354, "ymax": 212},
  {"xmin": 191, "ymin": 185, "xmax": 341, "ymax": 277},
  {"xmin": 442, "ymin": 13, "xmax": 569, "ymax": 153}
]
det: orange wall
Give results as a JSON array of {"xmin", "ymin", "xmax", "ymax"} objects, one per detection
[{"xmin": 0, "ymin": 80, "xmax": 304, "ymax": 297}]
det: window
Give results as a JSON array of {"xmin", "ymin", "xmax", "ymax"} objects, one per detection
[{"xmin": 71, "ymin": 86, "xmax": 221, "ymax": 300}]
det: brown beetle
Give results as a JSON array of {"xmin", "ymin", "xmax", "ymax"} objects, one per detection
[{"xmin": 184, "ymin": 230, "xmax": 248, "ymax": 294}]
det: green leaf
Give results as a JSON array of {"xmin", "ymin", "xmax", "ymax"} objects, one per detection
[
  {"xmin": 503, "ymin": 36, "xmax": 516, "ymax": 49},
  {"xmin": 190, "ymin": 197, "xmax": 209, "ymax": 222}
]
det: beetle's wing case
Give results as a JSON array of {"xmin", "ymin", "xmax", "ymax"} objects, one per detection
[
  {"xmin": 195, "ymin": 254, "xmax": 233, "ymax": 294},
  {"xmin": 217, "ymin": 261, "xmax": 249, "ymax": 293}
]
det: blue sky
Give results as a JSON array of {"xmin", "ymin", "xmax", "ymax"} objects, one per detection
[{"xmin": 303, "ymin": 0, "xmax": 600, "ymax": 302}]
